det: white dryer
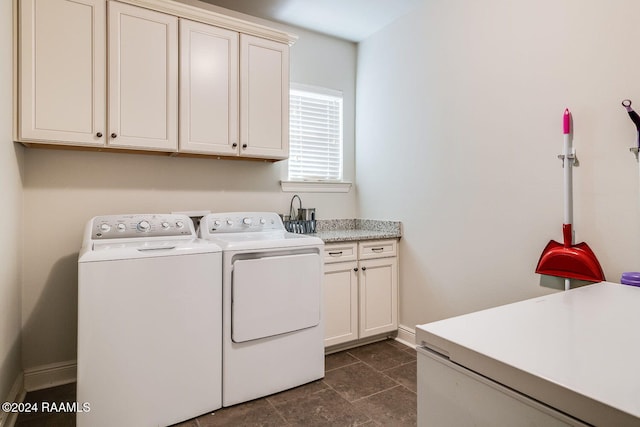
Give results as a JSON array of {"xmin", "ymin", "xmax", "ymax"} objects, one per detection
[
  {"xmin": 199, "ymin": 212, "xmax": 324, "ymax": 407},
  {"xmin": 77, "ymin": 214, "xmax": 222, "ymax": 427}
]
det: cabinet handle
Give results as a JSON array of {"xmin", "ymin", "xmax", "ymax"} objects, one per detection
[
  {"xmin": 111, "ymin": 133, "xmax": 117, "ymax": 139},
  {"xmin": 371, "ymin": 247, "xmax": 384, "ymax": 253},
  {"xmin": 328, "ymin": 251, "xmax": 343, "ymax": 256},
  {"xmin": 361, "ymin": 266, "xmax": 367, "ymax": 271},
  {"xmin": 353, "ymin": 267, "xmax": 358, "ymax": 272},
  {"xmin": 96, "ymin": 132, "xmax": 103, "ymax": 138},
  {"xmin": 232, "ymin": 142, "xmax": 238, "ymax": 148},
  {"xmin": 242, "ymin": 143, "xmax": 248, "ymax": 149}
]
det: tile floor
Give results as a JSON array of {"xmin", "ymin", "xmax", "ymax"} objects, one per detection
[{"xmin": 15, "ymin": 339, "xmax": 416, "ymax": 427}]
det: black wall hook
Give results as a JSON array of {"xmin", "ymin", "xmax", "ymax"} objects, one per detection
[{"xmin": 622, "ymin": 99, "xmax": 640, "ymax": 159}]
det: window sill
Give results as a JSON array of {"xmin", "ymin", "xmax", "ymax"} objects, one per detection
[{"xmin": 280, "ymin": 180, "xmax": 352, "ymax": 193}]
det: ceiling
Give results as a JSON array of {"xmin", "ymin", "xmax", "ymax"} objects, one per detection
[{"xmin": 200, "ymin": 0, "xmax": 422, "ymax": 42}]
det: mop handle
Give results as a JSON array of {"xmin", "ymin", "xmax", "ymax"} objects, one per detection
[
  {"xmin": 563, "ymin": 109, "xmax": 574, "ymax": 234},
  {"xmin": 563, "ymin": 109, "xmax": 574, "ymax": 292}
]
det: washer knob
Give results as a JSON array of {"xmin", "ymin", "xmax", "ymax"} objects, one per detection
[
  {"xmin": 243, "ymin": 217, "xmax": 253, "ymax": 225},
  {"xmin": 99, "ymin": 223, "xmax": 111, "ymax": 232},
  {"xmin": 260, "ymin": 218, "xmax": 266, "ymax": 225},
  {"xmin": 161, "ymin": 222, "xmax": 170, "ymax": 229},
  {"xmin": 226, "ymin": 219, "xmax": 233, "ymax": 226},
  {"xmin": 213, "ymin": 220, "xmax": 222, "ymax": 227},
  {"xmin": 116, "ymin": 223, "xmax": 126, "ymax": 232},
  {"xmin": 137, "ymin": 220, "xmax": 151, "ymax": 232},
  {"xmin": 175, "ymin": 221, "xmax": 184, "ymax": 229}
]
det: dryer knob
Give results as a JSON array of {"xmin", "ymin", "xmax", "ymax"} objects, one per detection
[
  {"xmin": 116, "ymin": 223, "xmax": 126, "ymax": 232},
  {"xmin": 260, "ymin": 218, "xmax": 266, "ymax": 225},
  {"xmin": 226, "ymin": 219, "xmax": 233, "ymax": 226},
  {"xmin": 161, "ymin": 222, "xmax": 170, "ymax": 229},
  {"xmin": 137, "ymin": 220, "xmax": 151, "ymax": 232},
  {"xmin": 213, "ymin": 220, "xmax": 222, "ymax": 227},
  {"xmin": 175, "ymin": 221, "xmax": 184, "ymax": 229},
  {"xmin": 99, "ymin": 223, "xmax": 111, "ymax": 232},
  {"xmin": 243, "ymin": 217, "xmax": 253, "ymax": 225}
]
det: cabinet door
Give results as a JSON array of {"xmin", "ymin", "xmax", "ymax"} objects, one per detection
[
  {"xmin": 19, "ymin": 0, "xmax": 106, "ymax": 146},
  {"xmin": 179, "ymin": 20, "xmax": 239, "ymax": 155},
  {"xmin": 323, "ymin": 261, "xmax": 358, "ymax": 347},
  {"xmin": 239, "ymin": 34, "xmax": 289, "ymax": 160},
  {"xmin": 359, "ymin": 257, "xmax": 398, "ymax": 338},
  {"xmin": 108, "ymin": 2, "xmax": 177, "ymax": 151}
]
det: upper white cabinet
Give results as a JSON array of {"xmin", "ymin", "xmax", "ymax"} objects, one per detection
[
  {"xmin": 108, "ymin": 2, "xmax": 178, "ymax": 151},
  {"xmin": 19, "ymin": 0, "xmax": 106, "ymax": 146},
  {"xmin": 179, "ymin": 19, "xmax": 238, "ymax": 155},
  {"xmin": 240, "ymin": 35, "xmax": 289, "ymax": 160},
  {"xmin": 180, "ymin": 29, "xmax": 289, "ymax": 159},
  {"xmin": 17, "ymin": 0, "xmax": 296, "ymax": 160}
]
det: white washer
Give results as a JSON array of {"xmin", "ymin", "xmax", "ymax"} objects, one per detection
[
  {"xmin": 77, "ymin": 214, "xmax": 222, "ymax": 427},
  {"xmin": 199, "ymin": 212, "xmax": 324, "ymax": 407}
]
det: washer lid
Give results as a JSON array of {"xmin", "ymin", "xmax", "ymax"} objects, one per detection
[
  {"xmin": 79, "ymin": 239, "xmax": 221, "ymax": 262},
  {"xmin": 416, "ymin": 282, "xmax": 640, "ymax": 427}
]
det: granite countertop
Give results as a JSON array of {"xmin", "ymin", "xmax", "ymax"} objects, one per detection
[{"xmin": 311, "ymin": 219, "xmax": 402, "ymax": 243}]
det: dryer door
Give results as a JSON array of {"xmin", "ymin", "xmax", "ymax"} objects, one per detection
[{"xmin": 232, "ymin": 252, "xmax": 321, "ymax": 343}]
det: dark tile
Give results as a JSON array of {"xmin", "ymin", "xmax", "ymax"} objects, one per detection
[
  {"xmin": 23, "ymin": 383, "xmax": 76, "ymax": 404},
  {"xmin": 272, "ymin": 388, "xmax": 370, "ymax": 427},
  {"xmin": 16, "ymin": 383, "xmax": 77, "ymax": 425},
  {"xmin": 323, "ymin": 362, "xmax": 397, "ymax": 402},
  {"xmin": 325, "ymin": 352, "xmax": 359, "ymax": 371},
  {"xmin": 196, "ymin": 398, "xmax": 286, "ymax": 427},
  {"xmin": 348, "ymin": 341, "xmax": 415, "ymax": 371},
  {"xmin": 171, "ymin": 419, "xmax": 199, "ymax": 427},
  {"xmin": 384, "ymin": 362, "xmax": 417, "ymax": 393},
  {"xmin": 15, "ymin": 412, "xmax": 75, "ymax": 427},
  {"xmin": 385, "ymin": 339, "xmax": 411, "ymax": 350},
  {"xmin": 403, "ymin": 346, "xmax": 417, "ymax": 356},
  {"xmin": 353, "ymin": 386, "xmax": 417, "ymax": 427},
  {"xmin": 266, "ymin": 380, "xmax": 328, "ymax": 406},
  {"xmin": 15, "ymin": 345, "xmax": 418, "ymax": 427}
]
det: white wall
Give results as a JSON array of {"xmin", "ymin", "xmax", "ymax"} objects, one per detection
[
  {"xmin": 1, "ymin": 0, "xmax": 24, "ymax": 401},
  {"xmin": 356, "ymin": 0, "xmax": 640, "ymax": 330},
  {"xmin": 21, "ymin": 21, "xmax": 357, "ymax": 370}
]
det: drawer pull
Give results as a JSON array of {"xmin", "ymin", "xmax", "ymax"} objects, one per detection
[
  {"xmin": 371, "ymin": 247, "xmax": 384, "ymax": 252},
  {"xmin": 328, "ymin": 251, "xmax": 343, "ymax": 256},
  {"xmin": 353, "ymin": 267, "xmax": 358, "ymax": 272},
  {"xmin": 361, "ymin": 266, "xmax": 367, "ymax": 271}
]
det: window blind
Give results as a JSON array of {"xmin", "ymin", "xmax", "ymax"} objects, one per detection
[{"xmin": 288, "ymin": 84, "xmax": 343, "ymax": 181}]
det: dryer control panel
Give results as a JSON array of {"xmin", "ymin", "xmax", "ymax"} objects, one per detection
[
  {"xmin": 90, "ymin": 214, "xmax": 195, "ymax": 239},
  {"xmin": 200, "ymin": 212, "xmax": 284, "ymax": 235}
]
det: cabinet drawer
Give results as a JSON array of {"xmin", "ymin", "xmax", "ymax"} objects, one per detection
[
  {"xmin": 358, "ymin": 239, "xmax": 397, "ymax": 260},
  {"xmin": 324, "ymin": 243, "xmax": 358, "ymax": 264}
]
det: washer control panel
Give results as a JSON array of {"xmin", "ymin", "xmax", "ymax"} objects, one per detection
[
  {"xmin": 201, "ymin": 212, "xmax": 283, "ymax": 234},
  {"xmin": 91, "ymin": 214, "xmax": 194, "ymax": 239}
]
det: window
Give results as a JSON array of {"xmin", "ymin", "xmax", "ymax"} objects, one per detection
[{"xmin": 288, "ymin": 83, "xmax": 343, "ymax": 181}]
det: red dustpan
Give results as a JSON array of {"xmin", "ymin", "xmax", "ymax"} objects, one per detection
[
  {"xmin": 535, "ymin": 109, "xmax": 605, "ymax": 283},
  {"xmin": 536, "ymin": 224, "xmax": 605, "ymax": 282}
]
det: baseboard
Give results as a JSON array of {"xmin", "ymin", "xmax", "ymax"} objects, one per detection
[
  {"xmin": 23, "ymin": 360, "xmax": 76, "ymax": 392},
  {"xmin": 395, "ymin": 324, "xmax": 416, "ymax": 347},
  {"xmin": 0, "ymin": 372, "xmax": 25, "ymax": 427},
  {"xmin": 325, "ymin": 333, "xmax": 392, "ymax": 355}
]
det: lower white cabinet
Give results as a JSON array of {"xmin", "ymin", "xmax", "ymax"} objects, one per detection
[{"xmin": 323, "ymin": 239, "xmax": 398, "ymax": 347}]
